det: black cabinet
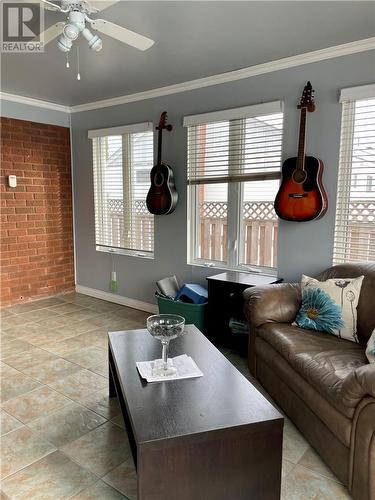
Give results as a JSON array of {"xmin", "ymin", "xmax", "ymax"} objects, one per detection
[{"xmin": 206, "ymin": 271, "xmax": 282, "ymax": 353}]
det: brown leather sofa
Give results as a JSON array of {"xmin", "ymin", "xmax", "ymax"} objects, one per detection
[{"xmin": 243, "ymin": 262, "xmax": 375, "ymax": 500}]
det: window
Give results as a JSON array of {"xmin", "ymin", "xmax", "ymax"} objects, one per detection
[
  {"xmin": 333, "ymin": 84, "xmax": 375, "ymax": 264},
  {"xmin": 89, "ymin": 123, "xmax": 154, "ymax": 258},
  {"xmin": 185, "ymin": 101, "xmax": 283, "ymax": 273}
]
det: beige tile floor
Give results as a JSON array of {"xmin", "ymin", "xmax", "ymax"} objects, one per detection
[{"xmin": 0, "ymin": 293, "xmax": 352, "ymax": 499}]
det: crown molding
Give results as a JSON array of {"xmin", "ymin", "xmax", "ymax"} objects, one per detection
[
  {"xmin": 1, "ymin": 37, "xmax": 374, "ymax": 115},
  {"xmin": 0, "ymin": 92, "xmax": 71, "ymax": 114},
  {"xmin": 71, "ymin": 36, "xmax": 375, "ymax": 113}
]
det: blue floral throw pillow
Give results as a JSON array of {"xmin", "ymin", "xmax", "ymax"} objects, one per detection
[
  {"xmin": 294, "ymin": 275, "xmax": 364, "ymax": 342},
  {"xmin": 295, "ymin": 288, "xmax": 344, "ymax": 334}
]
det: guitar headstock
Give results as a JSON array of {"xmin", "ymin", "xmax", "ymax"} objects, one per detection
[
  {"xmin": 298, "ymin": 81, "xmax": 315, "ymax": 112},
  {"xmin": 157, "ymin": 111, "xmax": 173, "ymax": 131}
]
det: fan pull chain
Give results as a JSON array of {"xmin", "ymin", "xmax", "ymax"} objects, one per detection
[
  {"xmin": 66, "ymin": 53, "xmax": 70, "ymax": 69},
  {"xmin": 76, "ymin": 46, "xmax": 81, "ymax": 81}
]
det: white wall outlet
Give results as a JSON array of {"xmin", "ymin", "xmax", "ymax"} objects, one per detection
[{"xmin": 8, "ymin": 175, "xmax": 17, "ymax": 188}]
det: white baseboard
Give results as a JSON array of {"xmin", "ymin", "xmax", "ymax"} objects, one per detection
[{"xmin": 75, "ymin": 285, "xmax": 158, "ymax": 314}]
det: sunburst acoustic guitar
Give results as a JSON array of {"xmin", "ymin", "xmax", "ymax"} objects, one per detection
[{"xmin": 274, "ymin": 81, "xmax": 327, "ymax": 222}]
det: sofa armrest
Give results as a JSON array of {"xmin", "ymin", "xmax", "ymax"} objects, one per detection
[
  {"xmin": 341, "ymin": 364, "xmax": 375, "ymax": 408},
  {"xmin": 350, "ymin": 397, "xmax": 375, "ymax": 499},
  {"xmin": 243, "ymin": 283, "xmax": 301, "ymax": 328}
]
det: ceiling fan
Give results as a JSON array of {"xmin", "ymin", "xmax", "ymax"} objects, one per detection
[{"xmin": 37, "ymin": 0, "xmax": 154, "ymax": 53}]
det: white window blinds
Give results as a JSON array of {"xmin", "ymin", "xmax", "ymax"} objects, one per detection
[
  {"xmin": 185, "ymin": 102, "xmax": 283, "ymax": 272},
  {"xmin": 184, "ymin": 101, "xmax": 283, "ymax": 185},
  {"xmin": 333, "ymin": 85, "xmax": 375, "ymax": 264},
  {"xmin": 89, "ymin": 123, "xmax": 154, "ymax": 257}
]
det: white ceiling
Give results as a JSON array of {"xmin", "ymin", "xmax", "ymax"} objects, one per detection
[{"xmin": 2, "ymin": 1, "xmax": 375, "ymax": 106}]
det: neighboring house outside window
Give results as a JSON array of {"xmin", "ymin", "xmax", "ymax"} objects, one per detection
[
  {"xmin": 184, "ymin": 101, "xmax": 284, "ymax": 273},
  {"xmin": 89, "ymin": 122, "xmax": 154, "ymax": 258},
  {"xmin": 366, "ymin": 175, "xmax": 373, "ymax": 192},
  {"xmin": 333, "ymin": 84, "xmax": 375, "ymax": 264}
]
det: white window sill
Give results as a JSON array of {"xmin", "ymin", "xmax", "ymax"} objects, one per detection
[
  {"xmin": 188, "ymin": 259, "xmax": 278, "ymax": 277},
  {"xmin": 96, "ymin": 246, "xmax": 154, "ymax": 260}
]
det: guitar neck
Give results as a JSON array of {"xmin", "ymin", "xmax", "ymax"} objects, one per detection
[
  {"xmin": 297, "ymin": 108, "xmax": 307, "ymax": 171},
  {"xmin": 157, "ymin": 127, "xmax": 163, "ymax": 165}
]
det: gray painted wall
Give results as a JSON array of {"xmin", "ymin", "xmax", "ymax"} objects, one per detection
[
  {"xmin": 1, "ymin": 100, "xmax": 70, "ymax": 127},
  {"xmin": 71, "ymin": 51, "xmax": 375, "ymax": 305}
]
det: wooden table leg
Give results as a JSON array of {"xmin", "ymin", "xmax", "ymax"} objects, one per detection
[
  {"xmin": 108, "ymin": 346, "xmax": 117, "ymax": 398},
  {"xmin": 108, "ymin": 343, "xmax": 138, "ymax": 467}
]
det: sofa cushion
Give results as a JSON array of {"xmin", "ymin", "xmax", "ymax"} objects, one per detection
[
  {"xmin": 257, "ymin": 323, "xmax": 368, "ymax": 417},
  {"xmin": 256, "ymin": 337, "xmax": 352, "ymax": 448}
]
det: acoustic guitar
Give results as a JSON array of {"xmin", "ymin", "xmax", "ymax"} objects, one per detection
[
  {"xmin": 146, "ymin": 112, "xmax": 178, "ymax": 215},
  {"xmin": 274, "ymin": 81, "xmax": 327, "ymax": 222}
]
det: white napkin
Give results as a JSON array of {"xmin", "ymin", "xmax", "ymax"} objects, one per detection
[{"xmin": 136, "ymin": 354, "xmax": 203, "ymax": 383}]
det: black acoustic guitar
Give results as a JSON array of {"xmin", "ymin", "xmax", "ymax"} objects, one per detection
[
  {"xmin": 146, "ymin": 112, "xmax": 178, "ymax": 215},
  {"xmin": 274, "ymin": 82, "xmax": 327, "ymax": 222}
]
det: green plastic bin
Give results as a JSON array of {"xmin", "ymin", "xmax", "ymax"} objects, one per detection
[{"xmin": 156, "ymin": 294, "xmax": 207, "ymax": 333}]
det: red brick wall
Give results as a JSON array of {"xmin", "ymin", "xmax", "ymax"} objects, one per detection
[{"xmin": 1, "ymin": 117, "xmax": 74, "ymax": 307}]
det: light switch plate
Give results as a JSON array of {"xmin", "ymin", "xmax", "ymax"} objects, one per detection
[{"xmin": 8, "ymin": 175, "xmax": 17, "ymax": 188}]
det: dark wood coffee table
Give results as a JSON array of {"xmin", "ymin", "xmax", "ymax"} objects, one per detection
[{"xmin": 108, "ymin": 325, "xmax": 283, "ymax": 500}]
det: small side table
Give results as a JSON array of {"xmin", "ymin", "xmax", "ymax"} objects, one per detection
[{"xmin": 206, "ymin": 271, "xmax": 282, "ymax": 352}]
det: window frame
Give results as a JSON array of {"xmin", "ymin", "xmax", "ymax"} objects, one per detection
[
  {"xmin": 333, "ymin": 84, "xmax": 375, "ymax": 264},
  {"xmin": 89, "ymin": 122, "xmax": 154, "ymax": 259},
  {"xmin": 187, "ymin": 182, "xmax": 278, "ymax": 276},
  {"xmin": 185, "ymin": 103, "xmax": 283, "ymax": 275}
]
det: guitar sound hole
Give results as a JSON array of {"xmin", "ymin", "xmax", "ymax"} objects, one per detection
[
  {"xmin": 292, "ymin": 169, "xmax": 307, "ymax": 184},
  {"xmin": 154, "ymin": 172, "xmax": 165, "ymax": 187}
]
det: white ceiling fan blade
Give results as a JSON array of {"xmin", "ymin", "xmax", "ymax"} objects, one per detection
[
  {"xmin": 17, "ymin": 0, "xmax": 61, "ymax": 11},
  {"xmin": 38, "ymin": 22, "xmax": 65, "ymax": 45},
  {"xmin": 89, "ymin": 1, "xmax": 120, "ymax": 13},
  {"xmin": 90, "ymin": 19, "xmax": 154, "ymax": 51},
  {"xmin": 40, "ymin": 0, "xmax": 62, "ymax": 11}
]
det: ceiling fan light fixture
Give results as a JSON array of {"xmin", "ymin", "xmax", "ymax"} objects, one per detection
[
  {"xmin": 81, "ymin": 27, "xmax": 102, "ymax": 51},
  {"xmin": 63, "ymin": 23, "xmax": 80, "ymax": 41},
  {"xmin": 89, "ymin": 35, "xmax": 102, "ymax": 51},
  {"xmin": 57, "ymin": 34, "xmax": 72, "ymax": 52}
]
